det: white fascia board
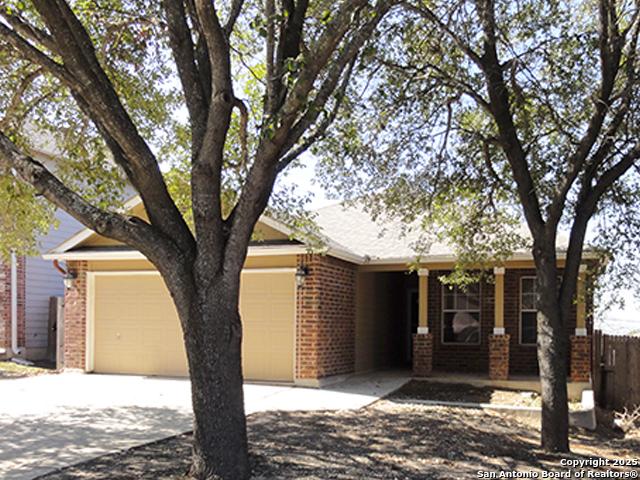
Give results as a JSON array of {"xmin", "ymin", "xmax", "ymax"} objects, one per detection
[
  {"xmin": 43, "ymin": 244, "xmax": 310, "ymax": 261},
  {"xmin": 49, "ymin": 227, "xmax": 97, "ymax": 255},
  {"xmin": 329, "ymin": 249, "xmax": 365, "ymax": 265},
  {"xmin": 42, "ymin": 250, "xmax": 146, "ymax": 261},
  {"xmin": 363, "ymin": 250, "xmax": 595, "ymax": 266}
]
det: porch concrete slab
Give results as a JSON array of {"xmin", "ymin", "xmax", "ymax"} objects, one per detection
[
  {"xmin": 423, "ymin": 372, "xmax": 590, "ymax": 401},
  {"xmin": 0, "ymin": 370, "xmax": 408, "ymax": 480}
]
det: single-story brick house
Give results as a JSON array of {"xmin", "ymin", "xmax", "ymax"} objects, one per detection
[{"xmin": 44, "ymin": 197, "xmax": 593, "ymax": 389}]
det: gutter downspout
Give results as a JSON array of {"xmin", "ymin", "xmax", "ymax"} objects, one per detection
[{"xmin": 10, "ymin": 251, "xmax": 22, "ymax": 356}]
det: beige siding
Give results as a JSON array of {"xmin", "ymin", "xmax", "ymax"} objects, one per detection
[
  {"xmin": 88, "ymin": 260, "xmax": 155, "ymax": 271},
  {"xmin": 244, "ymin": 255, "xmax": 297, "ymax": 268}
]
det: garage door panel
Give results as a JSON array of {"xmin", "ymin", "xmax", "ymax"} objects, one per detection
[
  {"xmin": 93, "ymin": 271, "xmax": 294, "ymax": 381},
  {"xmin": 240, "ymin": 272, "xmax": 295, "ymax": 382},
  {"xmin": 93, "ymin": 275, "xmax": 188, "ymax": 377}
]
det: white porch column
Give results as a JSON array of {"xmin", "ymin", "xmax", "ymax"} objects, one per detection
[
  {"xmin": 493, "ymin": 267, "xmax": 505, "ymax": 335},
  {"xmin": 417, "ymin": 268, "xmax": 429, "ymax": 334},
  {"xmin": 575, "ymin": 264, "xmax": 588, "ymax": 336}
]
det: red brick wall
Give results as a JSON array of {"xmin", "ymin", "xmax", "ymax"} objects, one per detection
[
  {"xmin": 504, "ymin": 269, "xmax": 578, "ymax": 375},
  {"xmin": 63, "ymin": 261, "xmax": 88, "ymax": 370},
  {"xmin": 429, "ymin": 268, "xmax": 580, "ymax": 376},
  {"xmin": 429, "ymin": 271, "xmax": 494, "ymax": 373},
  {"xmin": 0, "ymin": 256, "xmax": 26, "ymax": 355},
  {"xmin": 570, "ymin": 335, "xmax": 591, "ymax": 382},
  {"xmin": 296, "ymin": 254, "xmax": 356, "ymax": 380}
]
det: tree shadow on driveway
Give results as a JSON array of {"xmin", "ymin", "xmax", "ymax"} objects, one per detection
[{"xmin": 1, "ymin": 404, "xmax": 192, "ymax": 480}]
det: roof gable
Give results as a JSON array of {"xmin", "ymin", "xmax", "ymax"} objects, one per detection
[{"xmin": 49, "ymin": 196, "xmax": 296, "ymax": 254}]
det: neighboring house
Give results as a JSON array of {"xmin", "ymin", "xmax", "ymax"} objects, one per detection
[
  {"xmin": 0, "ymin": 148, "xmax": 81, "ymax": 361},
  {"xmin": 43, "ymin": 197, "xmax": 594, "ymax": 389}
]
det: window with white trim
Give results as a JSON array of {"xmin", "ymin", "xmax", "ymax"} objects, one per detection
[
  {"xmin": 520, "ymin": 277, "xmax": 537, "ymax": 345},
  {"xmin": 442, "ymin": 283, "xmax": 481, "ymax": 344}
]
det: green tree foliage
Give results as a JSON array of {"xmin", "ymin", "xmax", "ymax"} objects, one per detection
[
  {"xmin": 317, "ymin": 0, "xmax": 640, "ymax": 452},
  {"xmin": 0, "ymin": 0, "xmax": 324, "ymax": 257},
  {"xmin": 318, "ymin": 0, "xmax": 640, "ymax": 291}
]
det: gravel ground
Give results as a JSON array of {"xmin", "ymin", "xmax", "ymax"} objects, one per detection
[{"xmin": 37, "ymin": 399, "xmax": 640, "ymax": 480}]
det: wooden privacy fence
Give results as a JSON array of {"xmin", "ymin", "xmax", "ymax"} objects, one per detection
[
  {"xmin": 47, "ymin": 296, "xmax": 64, "ymax": 368},
  {"xmin": 593, "ymin": 330, "xmax": 640, "ymax": 411}
]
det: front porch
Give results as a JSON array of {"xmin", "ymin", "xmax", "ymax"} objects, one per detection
[
  {"xmin": 354, "ymin": 264, "xmax": 592, "ymax": 386},
  {"xmin": 416, "ymin": 371, "xmax": 590, "ymax": 401}
]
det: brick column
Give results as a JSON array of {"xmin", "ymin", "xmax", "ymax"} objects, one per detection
[
  {"xmin": 63, "ymin": 261, "xmax": 88, "ymax": 370},
  {"xmin": 295, "ymin": 254, "xmax": 356, "ymax": 382},
  {"xmin": 489, "ymin": 334, "xmax": 510, "ymax": 380},
  {"xmin": 570, "ymin": 335, "xmax": 591, "ymax": 382},
  {"xmin": 412, "ymin": 333, "xmax": 433, "ymax": 377}
]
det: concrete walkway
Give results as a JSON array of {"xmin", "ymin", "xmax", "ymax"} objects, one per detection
[{"xmin": 0, "ymin": 370, "xmax": 408, "ymax": 480}]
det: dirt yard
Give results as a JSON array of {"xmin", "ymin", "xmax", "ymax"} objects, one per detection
[{"xmin": 37, "ymin": 398, "xmax": 640, "ymax": 480}]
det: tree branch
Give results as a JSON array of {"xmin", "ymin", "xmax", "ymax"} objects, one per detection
[
  {"xmin": 0, "ymin": 9, "xmax": 58, "ymax": 54},
  {"xmin": 0, "ymin": 22, "xmax": 75, "ymax": 86},
  {"xmin": 187, "ymin": 0, "xmax": 236, "ymax": 270},
  {"xmin": 223, "ymin": 0, "xmax": 388, "ymax": 274},
  {"xmin": 406, "ymin": 2, "xmax": 484, "ymax": 68},
  {"xmin": 0, "ymin": 131, "xmax": 176, "ymax": 265},
  {"xmin": 26, "ymin": 0, "xmax": 195, "ymax": 253},
  {"xmin": 223, "ymin": 0, "xmax": 245, "ymax": 36},
  {"xmin": 233, "ymin": 97, "xmax": 249, "ymax": 168},
  {"xmin": 276, "ymin": 56, "xmax": 357, "ymax": 171},
  {"xmin": 474, "ymin": 0, "xmax": 546, "ymax": 238},
  {"xmin": 162, "ymin": 0, "xmax": 208, "ymax": 154},
  {"xmin": 0, "ymin": 67, "xmax": 43, "ymax": 131},
  {"xmin": 545, "ymin": 0, "xmax": 632, "ymax": 230}
]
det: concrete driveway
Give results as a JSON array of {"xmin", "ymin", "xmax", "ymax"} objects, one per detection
[{"xmin": 0, "ymin": 371, "xmax": 408, "ymax": 480}]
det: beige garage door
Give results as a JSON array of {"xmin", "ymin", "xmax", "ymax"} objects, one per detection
[
  {"xmin": 240, "ymin": 272, "xmax": 295, "ymax": 381},
  {"xmin": 92, "ymin": 271, "xmax": 295, "ymax": 381}
]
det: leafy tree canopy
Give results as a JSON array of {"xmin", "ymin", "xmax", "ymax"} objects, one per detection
[
  {"xmin": 317, "ymin": 0, "xmax": 640, "ymax": 301},
  {"xmin": 0, "ymin": 0, "xmax": 340, "ymax": 257}
]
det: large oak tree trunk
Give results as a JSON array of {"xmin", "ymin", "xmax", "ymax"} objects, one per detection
[
  {"xmin": 535, "ymin": 260, "xmax": 570, "ymax": 453},
  {"xmin": 172, "ymin": 274, "xmax": 250, "ymax": 480}
]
